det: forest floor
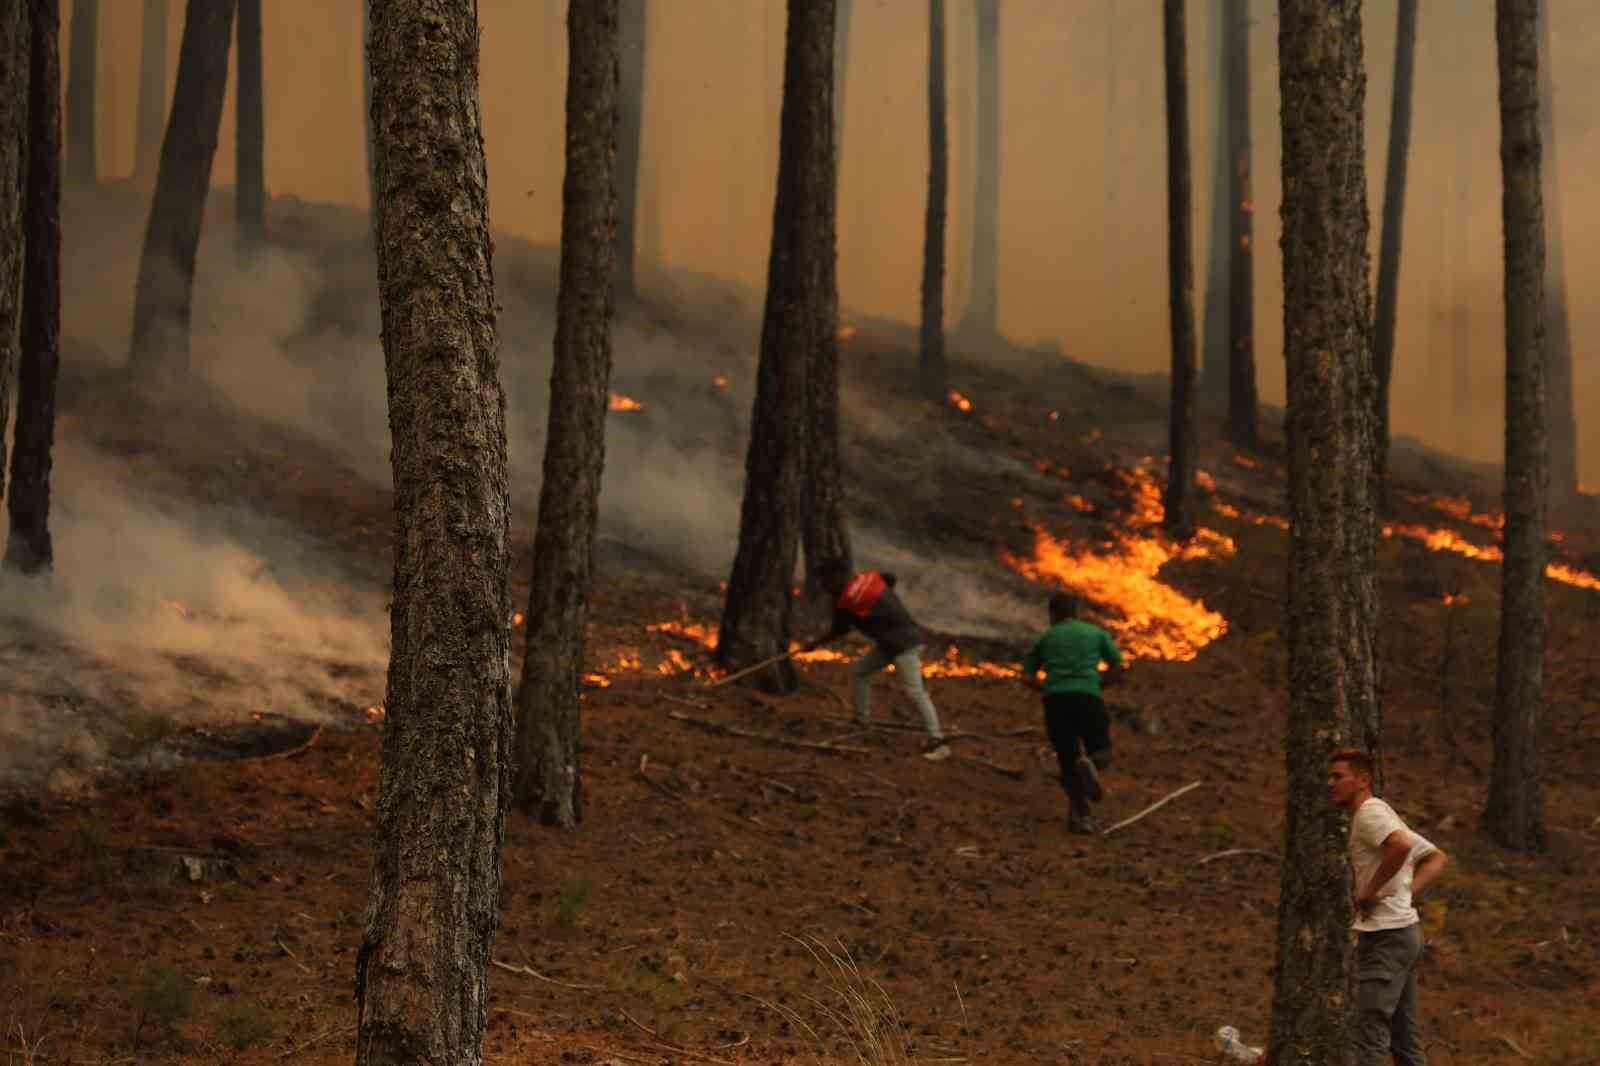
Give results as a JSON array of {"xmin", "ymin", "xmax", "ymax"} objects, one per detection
[{"xmin": 3, "ymin": 193, "xmax": 1600, "ymax": 1065}]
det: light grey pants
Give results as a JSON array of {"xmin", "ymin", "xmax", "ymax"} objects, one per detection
[
  {"xmin": 1356, "ymin": 923, "xmax": 1427, "ymax": 1066},
  {"xmin": 850, "ymin": 644, "xmax": 944, "ymax": 742}
]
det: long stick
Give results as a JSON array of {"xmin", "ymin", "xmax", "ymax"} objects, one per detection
[
  {"xmin": 704, "ymin": 651, "xmax": 791, "ymax": 688},
  {"xmin": 1101, "ymin": 779, "xmax": 1202, "ymax": 836}
]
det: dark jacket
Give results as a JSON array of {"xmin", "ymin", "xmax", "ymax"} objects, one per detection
[{"xmin": 829, "ymin": 571, "xmax": 925, "ymax": 656}]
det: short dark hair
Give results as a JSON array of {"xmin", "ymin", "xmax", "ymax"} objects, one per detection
[
  {"xmin": 1329, "ymin": 747, "xmax": 1375, "ymax": 779},
  {"xmin": 1048, "ymin": 593, "xmax": 1078, "ymax": 623}
]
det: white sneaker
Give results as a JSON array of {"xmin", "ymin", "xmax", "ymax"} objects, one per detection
[{"xmin": 922, "ymin": 742, "xmax": 952, "ymax": 762}]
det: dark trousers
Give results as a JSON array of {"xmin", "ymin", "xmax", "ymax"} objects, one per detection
[
  {"xmin": 1356, "ymin": 923, "xmax": 1427, "ymax": 1065},
  {"xmin": 1042, "ymin": 692, "xmax": 1111, "ymax": 816}
]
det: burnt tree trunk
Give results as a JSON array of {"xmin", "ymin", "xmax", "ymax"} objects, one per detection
[
  {"xmin": 1271, "ymin": 1, "xmax": 1378, "ymax": 1060},
  {"xmin": 0, "ymin": 0, "xmax": 25, "ymax": 508},
  {"xmin": 919, "ymin": 0, "xmax": 947, "ymax": 399},
  {"xmin": 1484, "ymin": 0, "xmax": 1548, "ymax": 855},
  {"xmin": 128, "ymin": 0, "xmax": 235, "ymax": 379},
  {"xmin": 353, "ymin": 1, "xmax": 512, "ymax": 1063},
  {"xmin": 1198, "ymin": 0, "xmax": 1228, "ymax": 406},
  {"xmin": 64, "ymin": 0, "xmax": 94, "ymax": 184},
  {"xmin": 513, "ymin": 0, "xmax": 619, "ymax": 830},
  {"xmin": 136, "ymin": 0, "xmax": 168, "ymax": 179},
  {"xmin": 6, "ymin": 0, "xmax": 63, "ymax": 576},
  {"xmin": 362, "ymin": 0, "xmax": 374, "ymax": 218},
  {"xmin": 1161, "ymin": 0, "xmax": 1197, "ymax": 537},
  {"xmin": 1536, "ymin": 0, "xmax": 1577, "ymax": 508},
  {"xmin": 717, "ymin": 0, "xmax": 836, "ymax": 691},
  {"xmin": 1372, "ymin": 0, "xmax": 1417, "ymax": 511},
  {"xmin": 235, "ymin": 0, "xmax": 264, "ymax": 244},
  {"xmin": 613, "ymin": 0, "xmax": 643, "ymax": 298},
  {"xmin": 1221, "ymin": 0, "xmax": 1255, "ymax": 447},
  {"xmin": 962, "ymin": 0, "xmax": 999, "ymax": 337}
]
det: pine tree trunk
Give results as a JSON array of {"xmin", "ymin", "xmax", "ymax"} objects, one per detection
[
  {"xmin": 136, "ymin": 0, "xmax": 168, "ymax": 180},
  {"xmin": 1271, "ymin": 1, "xmax": 1378, "ymax": 1060},
  {"xmin": 235, "ymin": 0, "xmax": 264, "ymax": 244},
  {"xmin": 1485, "ymin": 0, "xmax": 1548, "ymax": 855},
  {"xmin": 354, "ymin": 2, "xmax": 512, "ymax": 1063},
  {"xmin": 64, "ymin": 0, "xmax": 94, "ymax": 184},
  {"xmin": 1161, "ymin": 0, "xmax": 1197, "ymax": 538},
  {"xmin": 613, "ymin": 0, "xmax": 644, "ymax": 298},
  {"xmin": 128, "ymin": 0, "xmax": 235, "ymax": 379},
  {"xmin": 1372, "ymin": 0, "xmax": 1418, "ymax": 510},
  {"xmin": 1221, "ymin": 0, "xmax": 1255, "ymax": 449},
  {"xmin": 962, "ymin": 0, "xmax": 999, "ymax": 337},
  {"xmin": 6, "ymin": 0, "xmax": 63, "ymax": 577},
  {"xmin": 919, "ymin": 0, "xmax": 947, "ymax": 399},
  {"xmin": 0, "ymin": 0, "xmax": 26, "ymax": 510},
  {"xmin": 1535, "ymin": 0, "xmax": 1577, "ymax": 508},
  {"xmin": 513, "ymin": 0, "xmax": 619, "ymax": 830},
  {"xmin": 1198, "ymin": 0, "xmax": 1229, "ymax": 407},
  {"xmin": 717, "ymin": 0, "xmax": 836, "ymax": 690}
]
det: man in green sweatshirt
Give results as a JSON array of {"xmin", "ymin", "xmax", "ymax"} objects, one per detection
[{"xmin": 1021, "ymin": 593, "xmax": 1124, "ymax": 833}]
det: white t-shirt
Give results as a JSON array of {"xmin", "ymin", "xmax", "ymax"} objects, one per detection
[{"xmin": 1348, "ymin": 797, "xmax": 1438, "ymax": 932}]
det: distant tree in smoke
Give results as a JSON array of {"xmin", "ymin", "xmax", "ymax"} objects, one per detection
[
  {"xmin": 514, "ymin": 0, "xmax": 620, "ymax": 830},
  {"xmin": 128, "ymin": 0, "xmax": 236, "ymax": 378},
  {"xmin": 1536, "ymin": 0, "xmax": 1578, "ymax": 508},
  {"xmin": 136, "ymin": 0, "xmax": 168, "ymax": 180},
  {"xmin": 235, "ymin": 0, "xmax": 264, "ymax": 244},
  {"xmin": 64, "ymin": 0, "xmax": 95, "ymax": 184},
  {"xmin": 1160, "ymin": 0, "xmax": 1198, "ymax": 537},
  {"xmin": 6, "ymin": 0, "xmax": 65, "ymax": 577},
  {"xmin": 0, "ymin": 0, "xmax": 26, "ymax": 510},
  {"xmin": 960, "ymin": 0, "xmax": 999, "ymax": 338},
  {"xmin": 614, "ymin": 0, "xmax": 644, "ymax": 298},
  {"xmin": 1372, "ymin": 0, "xmax": 1418, "ymax": 510}
]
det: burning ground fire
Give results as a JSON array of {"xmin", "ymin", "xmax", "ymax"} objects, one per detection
[
  {"xmin": 608, "ymin": 392, "xmax": 644, "ymax": 412},
  {"xmin": 637, "ymin": 617, "xmax": 1022, "ymax": 678},
  {"xmin": 1002, "ymin": 467, "xmax": 1234, "ymax": 662}
]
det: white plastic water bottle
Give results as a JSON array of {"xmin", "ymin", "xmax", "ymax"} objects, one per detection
[{"xmin": 1214, "ymin": 1025, "xmax": 1265, "ymax": 1063}]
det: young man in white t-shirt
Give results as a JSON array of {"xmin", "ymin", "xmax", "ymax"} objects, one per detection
[{"xmin": 1329, "ymin": 748, "xmax": 1450, "ymax": 1066}]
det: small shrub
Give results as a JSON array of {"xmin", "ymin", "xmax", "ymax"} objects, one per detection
[
  {"xmin": 552, "ymin": 877, "xmax": 593, "ymax": 928},
  {"xmin": 133, "ymin": 965, "xmax": 194, "ymax": 1048}
]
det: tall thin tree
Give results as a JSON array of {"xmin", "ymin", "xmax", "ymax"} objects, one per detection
[
  {"xmin": 0, "ymin": 0, "xmax": 25, "ymax": 509},
  {"xmin": 1536, "ymin": 0, "xmax": 1578, "ymax": 508},
  {"xmin": 1271, "ymin": 1, "xmax": 1378, "ymax": 1060},
  {"xmin": 717, "ymin": 0, "xmax": 838, "ymax": 690},
  {"xmin": 354, "ymin": 0, "xmax": 513, "ymax": 1062},
  {"xmin": 128, "ymin": 0, "xmax": 235, "ymax": 379},
  {"xmin": 1484, "ymin": 0, "xmax": 1548, "ymax": 855},
  {"xmin": 919, "ymin": 0, "xmax": 947, "ymax": 398},
  {"xmin": 6, "ymin": 0, "xmax": 64, "ymax": 576},
  {"xmin": 64, "ymin": 0, "xmax": 94, "ymax": 184},
  {"xmin": 1198, "ymin": 0, "xmax": 1228, "ymax": 407},
  {"xmin": 136, "ymin": 0, "xmax": 169, "ymax": 179},
  {"xmin": 1372, "ymin": 0, "xmax": 1418, "ymax": 510},
  {"xmin": 962, "ymin": 0, "xmax": 999, "ymax": 337},
  {"xmin": 513, "ymin": 0, "xmax": 619, "ymax": 829},
  {"xmin": 362, "ymin": 1, "xmax": 374, "ymax": 217},
  {"xmin": 1220, "ymin": 0, "xmax": 1255, "ymax": 446},
  {"xmin": 613, "ymin": 0, "xmax": 644, "ymax": 297},
  {"xmin": 1161, "ymin": 0, "xmax": 1197, "ymax": 537},
  {"xmin": 235, "ymin": 0, "xmax": 264, "ymax": 243}
]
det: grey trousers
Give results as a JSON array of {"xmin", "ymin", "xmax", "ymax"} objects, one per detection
[
  {"xmin": 850, "ymin": 644, "xmax": 944, "ymax": 741},
  {"xmin": 1356, "ymin": 923, "xmax": 1427, "ymax": 1066}
]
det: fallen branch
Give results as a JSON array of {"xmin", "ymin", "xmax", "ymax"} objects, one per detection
[
  {"xmin": 491, "ymin": 957, "xmax": 608, "ymax": 991},
  {"xmin": 617, "ymin": 1009, "xmax": 737, "ymax": 1066},
  {"xmin": 951, "ymin": 752, "xmax": 1026, "ymax": 780},
  {"xmin": 661, "ymin": 692, "xmax": 710, "ymax": 711},
  {"xmin": 668, "ymin": 711, "xmax": 868, "ymax": 755},
  {"xmin": 704, "ymin": 652, "xmax": 791, "ymax": 689},
  {"xmin": 1196, "ymin": 848, "xmax": 1277, "ymax": 866},
  {"xmin": 251, "ymin": 725, "xmax": 323, "ymax": 763},
  {"xmin": 1102, "ymin": 780, "xmax": 1203, "ymax": 837},
  {"xmin": 276, "ymin": 1023, "xmax": 355, "ymax": 1060}
]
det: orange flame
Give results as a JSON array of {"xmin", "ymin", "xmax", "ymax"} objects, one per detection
[
  {"xmin": 364, "ymin": 705, "xmax": 386, "ymax": 720},
  {"xmin": 711, "ymin": 375, "xmax": 729, "ymax": 388},
  {"xmin": 1002, "ymin": 468, "xmax": 1234, "ymax": 662},
  {"xmin": 609, "ymin": 392, "xmax": 644, "ymax": 412},
  {"xmin": 948, "ymin": 390, "xmax": 973, "ymax": 413},
  {"xmin": 838, "ymin": 326, "xmax": 857, "ymax": 339}
]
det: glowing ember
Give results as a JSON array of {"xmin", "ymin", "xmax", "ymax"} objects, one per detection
[
  {"xmin": 1065, "ymin": 495, "xmax": 1095, "ymax": 514},
  {"xmin": 712, "ymin": 375, "xmax": 729, "ymax": 388},
  {"xmin": 649, "ymin": 618, "xmax": 718, "ymax": 648},
  {"xmin": 364, "ymin": 705, "xmax": 386, "ymax": 720},
  {"xmin": 608, "ymin": 392, "xmax": 644, "ymax": 412},
  {"xmin": 838, "ymin": 326, "xmax": 857, "ymax": 339},
  {"xmin": 1002, "ymin": 468, "xmax": 1234, "ymax": 662},
  {"xmin": 1196, "ymin": 470, "xmax": 1216, "ymax": 492},
  {"xmin": 1232, "ymin": 453, "xmax": 1258, "ymax": 469},
  {"xmin": 1048, "ymin": 410, "xmax": 1060, "ymax": 421},
  {"xmin": 582, "ymin": 672, "xmax": 612, "ymax": 688},
  {"xmin": 1210, "ymin": 498, "xmax": 1290, "ymax": 530},
  {"xmin": 512, "ymin": 611, "xmax": 524, "ymax": 626},
  {"xmin": 657, "ymin": 649, "xmax": 693, "ymax": 675},
  {"xmin": 1441, "ymin": 593, "xmax": 1470, "ymax": 607},
  {"xmin": 948, "ymin": 390, "xmax": 973, "ymax": 413}
]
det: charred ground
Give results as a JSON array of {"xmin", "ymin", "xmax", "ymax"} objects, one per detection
[{"xmin": 1, "ymin": 194, "xmax": 1598, "ymax": 1065}]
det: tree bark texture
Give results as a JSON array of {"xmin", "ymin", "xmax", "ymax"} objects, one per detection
[
  {"xmin": 1372, "ymin": 0, "xmax": 1417, "ymax": 510},
  {"xmin": 919, "ymin": 0, "xmax": 947, "ymax": 398},
  {"xmin": 128, "ymin": 0, "xmax": 235, "ymax": 378},
  {"xmin": 64, "ymin": 0, "xmax": 94, "ymax": 184},
  {"xmin": 362, "ymin": 0, "xmax": 374, "ymax": 217},
  {"xmin": 1535, "ymin": 0, "xmax": 1577, "ymax": 506},
  {"xmin": 235, "ymin": 0, "xmax": 264, "ymax": 243},
  {"xmin": 1221, "ymin": 0, "xmax": 1255, "ymax": 448},
  {"xmin": 1161, "ymin": 0, "xmax": 1197, "ymax": 537},
  {"xmin": 962, "ymin": 0, "xmax": 999, "ymax": 337},
  {"xmin": 6, "ymin": 0, "xmax": 63, "ymax": 577},
  {"xmin": 717, "ymin": 0, "xmax": 837, "ymax": 691},
  {"xmin": 1485, "ymin": 0, "xmax": 1548, "ymax": 855},
  {"xmin": 354, "ymin": 1, "xmax": 513, "ymax": 1063},
  {"xmin": 0, "ymin": 0, "xmax": 25, "ymax": 512},
  {"xmin": 514, "ymin": 0, "xmax": 619, "ymax": 830},
  {"xmin": 1271, "ymin": 2, "xmax": 1378, "ymax": 1061},
  {"xmin": 136, "ymin": 0, "xmax": 169, "ymax": 179},
  {"xmin": 612, "ymin": 0, "xmax": 643, "ymax": 299}
]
